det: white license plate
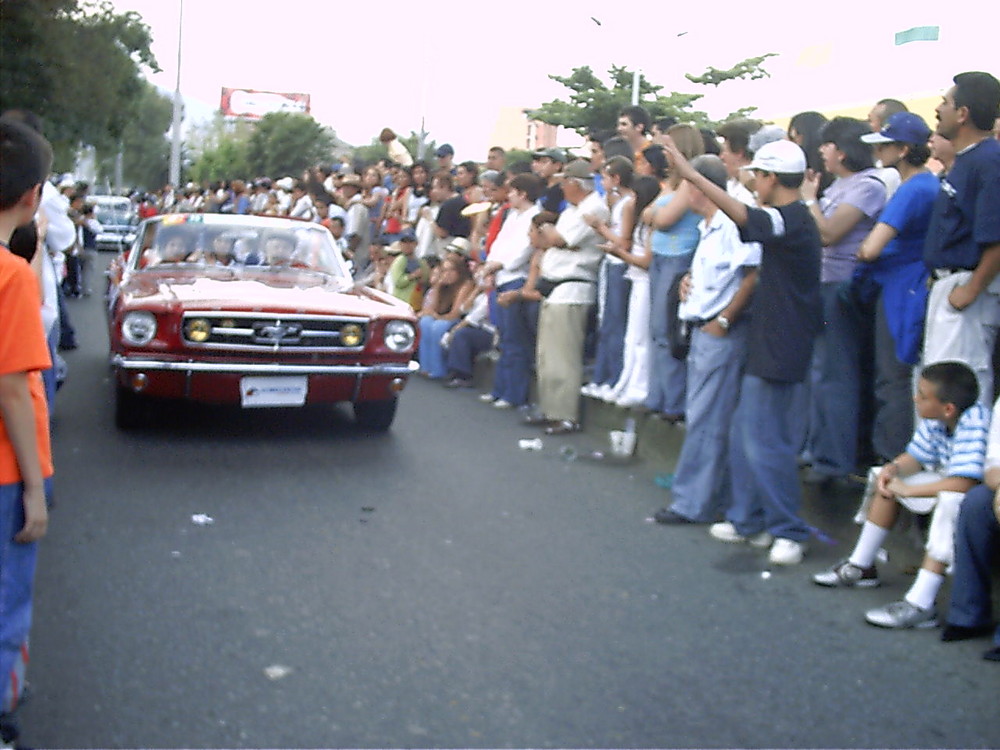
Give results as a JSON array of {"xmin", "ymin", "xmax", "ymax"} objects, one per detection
[{"xmin": 239, "ymin": 376, "xmax": 308, "ymax": 408}]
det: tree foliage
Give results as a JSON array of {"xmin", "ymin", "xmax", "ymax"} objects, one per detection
[
  {"xmin": 684, "ymin": 54, "xmax": 778, "ymax": 87},
  {"xmin": 0, "ymin": 0, "xmax": 158, "ymax": 166},
  {"xmin": 246, "ymin": 113, "xmax": 335, "ymax": 178},
  {"xmin": 186, "ymin": 116, "xmax": 254, "ymax": 184},
  {"xmin": 529, "ymin": 55, "xmax": 776, "ymax": 136},
  {"xmin": 118, "ymin": 81, "xmax": 173, "ymax": 189}
]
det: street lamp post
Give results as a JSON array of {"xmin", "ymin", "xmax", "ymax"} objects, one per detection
[{"xmin": 168, "ymin": 0, "xmax": 184, "ymax": 187}]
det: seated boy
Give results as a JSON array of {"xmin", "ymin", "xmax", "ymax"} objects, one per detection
[
  {"xmin": 940, "ymin": 405, "xmax": 1000, "ymax": 662},
  {"xmin": 812, "ymin": 361, "xmax": 990, "ymax": 629}
]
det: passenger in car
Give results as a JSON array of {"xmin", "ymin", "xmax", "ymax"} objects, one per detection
[{"xmin": 148, "ymin": 230, "xmax": 193, "ymax": 266}]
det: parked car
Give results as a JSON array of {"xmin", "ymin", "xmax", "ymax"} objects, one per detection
[
  {"xmin": 107, "ymin": 214, "xmax": 419, "ymax": 430},
  {"xmin": 89, "ymin": 195, "xmax": 139, "ymax": 252}
]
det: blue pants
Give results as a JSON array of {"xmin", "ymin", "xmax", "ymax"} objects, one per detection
[
  {"xmin": 806, "ymin": 282, "xmax": 860, "ymax": 477},
  {"xmin": 670, "ymin": 324, "xmax": 748, "ymax": 522},
  {"xmin": 646, "ymin": 253, "xmax": 692, "ymax": 416},
  {"xmin": 727, "ymin": 374, "xmax": 810, "ymax": 542},
  {"xmin": 491, "ymin": 279, "xmax": 535, "ymax": 406},
  {"xmin": 1, "ymin": 479, "xmax": 51, "ymax": 714},
  {"xmin": 946, "ymin": 484, "xmax": 1000, "ymax": 647},
  {"xmin": 419, "ymin": 317, "xmax": 459, "ymax": 379},
  {"xmin": 446, "ymin": 326, "xmax": 494, "ymax": 379},
  {"xmin": 592, "ymin": 261, "xmax": 630, "ymax": 387}
]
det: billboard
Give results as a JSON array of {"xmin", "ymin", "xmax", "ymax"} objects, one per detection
[{"xmin": 220, "ymin": 88, "xmax": 311, "ymax": 120}]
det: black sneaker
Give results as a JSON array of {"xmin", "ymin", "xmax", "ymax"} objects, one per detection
[
  {"xmin": 653, "ymin": 508, "xmax": 696, "ymax": 525},
  {"xmin": 941, "ymin": 623, "xmax": 995, "ymax": 642}
]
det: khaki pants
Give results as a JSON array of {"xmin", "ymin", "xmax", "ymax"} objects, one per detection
[{"xmin": 536, "ymin": 302, "xmax": 590, "ymax": 422}]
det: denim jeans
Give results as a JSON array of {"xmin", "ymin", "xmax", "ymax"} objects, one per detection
[
  {"xmin": 646, "ymin": 253, "xmax": 692, "ymax": 416},
  {"xmin": 946, "ymin": 484, "xmax": 1000, "ymax": 647},
  {"xmin": 446, "ymin": 326, "xmax": 494, "ymax": 379},
  {"xmin": 592, "ymin": 261, "xmax": 630, "ymax": 387},
  {"xmin": 669, "ymin": 324, "xmax": 748, "ymax": 522},
  {"xmin": 419, "ymin": 316, "xmax": 459, "ymax": 379},
  {"xmin": 491, "ymin": 279, "xmax": 535, "ymax": 406},
  {"xmin": 727, "ymin": 375, "xmax": 810, "ymax": 542},
  {"xmin": 1, "ymin": 479, "xmax": 51, "ymax": 713},
  {"xmin": 806, "ymin": 282, "xmax": 861, "ymax": 477}
]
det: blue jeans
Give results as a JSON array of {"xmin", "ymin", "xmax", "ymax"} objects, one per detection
[
  {"xmin": 592, "ymin": 262, "xmax": 630, "ymax": 387},
  {"xmin": 419, "ymin": 317, "xmax": 459, "ymax": 379},
  {"xmin": 670, "ymin": 324, "xmax": 748, "ymax": 522},
  {"xmin": 1, "ymin": 479, "xmax": 51, "ymax": 714},
  {"xmin": 946, "ymin": 484, "xmax": 1000, "ymax": 647},
  {"xmin": 646, "ymin": 253, "xmax": 692, "ymax": 416},
  {"xmin": 492, "ymin": 279, "xmax": 535, "ymax": 406},
  {"xmin": 806, "ymin": 282, "xmax": 861, "ymax": 477},
  {"xmin": 446, "ymin": 326, "xmax": 494, "ymax": 379},
  {"xmin": 727, "ymin": 375, "xmax": 810, "ymax": 541}
]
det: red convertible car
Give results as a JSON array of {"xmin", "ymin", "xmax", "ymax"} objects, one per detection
[{"xmin": 107, "ymin": 214, "xmax": 418, "ymax": 430}]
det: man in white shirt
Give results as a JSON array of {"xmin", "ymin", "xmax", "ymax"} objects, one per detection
[
  {"xmin": 526, "ymin": 160, "xmax": 610, "ymax": 433},
  {"xmin": 479, "ymin": 173, "xmax": 542, "ymax": 408},
  {"xmin": 716, "ymin": 120, "xmax": 761, "ymax": 206},
  {"xmin": 655, "ymin": 155, "xmax": 760, "ymax": 525},
  {"xmin": 338, "ymin": 174, "xmax": 371, "ymax": 277}
]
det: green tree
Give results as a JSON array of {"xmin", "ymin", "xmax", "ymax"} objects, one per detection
[
  {"xmin": 246, "ymin": 112, "xmax": 334, "ymax": 178},
  {"xmin": 186, "ymin": 116, "xmax": 253, "ymax": 184},
  {"xmin": 116, "ymin": 81, "xmax": 173, "ymax": 189},
  {"xmin": 0, "ymin": 0, "xmax": 158, "ymax": 166},
  {"xmin": 529, "ymin": 55, "xmax": 776, "ymax": 136}
]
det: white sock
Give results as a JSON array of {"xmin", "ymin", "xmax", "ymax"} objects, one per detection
[
  {"xmin": 905, "ymin": 568, "xmax": 945, "ymax": 611},
  {"xmin": 849, "ymin": 522, "xmax": 890, "ymax": 569}
]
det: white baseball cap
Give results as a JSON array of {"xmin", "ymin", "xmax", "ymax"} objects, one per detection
[{"xmin": 740, "ymin": 140, "xmax": 807, "ymax": 174}]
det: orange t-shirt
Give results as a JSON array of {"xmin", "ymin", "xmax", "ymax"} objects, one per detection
[{"xmin": 0, "ymin": 247, "xmax": 53, "ymax": 484}]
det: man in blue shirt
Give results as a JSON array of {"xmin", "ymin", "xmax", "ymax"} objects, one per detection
[{"xmin": 923, "ymin": 71, "xmax": 1000, "ymax": 404}]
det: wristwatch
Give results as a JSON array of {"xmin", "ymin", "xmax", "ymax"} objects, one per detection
[{"xmin": 716, "ymin": 315, "xmax": 731, "ymax": 332}]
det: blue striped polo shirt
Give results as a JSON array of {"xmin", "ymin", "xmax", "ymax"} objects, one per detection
[{"xmin": 906, "ymin": 402, "xmax": 991, "ymax": 479}]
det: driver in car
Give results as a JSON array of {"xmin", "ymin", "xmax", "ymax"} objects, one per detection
[
  {"xmin": 262, "ymin": 234, "xmax": 297, "ymax": 266},
  {"xmin": 149, "ymin": 230, "xmax": 193, "ymax": 265}
]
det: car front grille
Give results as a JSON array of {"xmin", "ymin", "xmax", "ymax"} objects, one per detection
[{"xmin": 182, "ymin": 311, "xmax": 367, "ymax": 352}]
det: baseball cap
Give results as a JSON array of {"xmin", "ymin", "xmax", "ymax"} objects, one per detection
[
  {"xmin": 443, "ymin": 237, "xmax": 472, "ymax": 255},
  {"xmin": 748, "ymin": 124, "xmax": 787, "ymax": 156},
  {"xmin": 861, "ymin": 112, "xmax": 932, "ymax": 145},
  {"xmin": 741, "ymin": 140, "xmax": 807, "ymax": 174},
  {"xmin": 399, "ymin": 229, "xmax": 417, "ymax": 242},
  {"xmin": 563, "ymin": 159, "xmax": 594, "ymax": 180},
  {"xmin": 531, "ymin": 147, "xmax": 566, "ymax": 163},
  {"xmin": 435, "ymin": 143, "xmax": 454, "ymax": 158},
  {"xmin": 275, "ymin": 177, "xmax": 294, "ymax": 191}
]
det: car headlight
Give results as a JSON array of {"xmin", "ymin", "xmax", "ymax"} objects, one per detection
[
  {"xmin": 121, "ymin": 311, "xmax": 157, "ymax": 346},
  {"xmin": 383, "ymin": 320, "xmax": 415, "ymax": 352},
  {"xmin": 185, "ymin": 318, "xmax": 212, "ymax": 343},
  {"xmin": 340, "ymin": 323, "xmax": 364, "ymax": 347}
]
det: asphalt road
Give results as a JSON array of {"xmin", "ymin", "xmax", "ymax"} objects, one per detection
[{"xmin": 16, "ymin": 286, "xmax": 1000, "ymax": 748}]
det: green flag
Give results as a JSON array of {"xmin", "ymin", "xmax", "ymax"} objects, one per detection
[{"xmin": 895, "ymin": 26, "xmax": 940, "ymax": 45}]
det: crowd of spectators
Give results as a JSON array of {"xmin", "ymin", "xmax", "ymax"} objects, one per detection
[{"xmin": 3, "ymin": 68, "xmax": 1000, "ymax": 744}]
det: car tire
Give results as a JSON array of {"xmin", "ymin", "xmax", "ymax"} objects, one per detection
[
  {"xmin": 353, "ymin": 398, "xmax": 398, "ymax": 432},
  {"xmin": 114, "ymin": 383, "xmax": 149, "ymax": 430}
]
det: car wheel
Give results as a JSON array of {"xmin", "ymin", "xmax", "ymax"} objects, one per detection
[
  {"xmin": 115, "ymin": 383, "xmax": 149, "ymax": 430},
  {"xmin": 353, "ymin": 398, "xmax": 398, "ymax": 432}
]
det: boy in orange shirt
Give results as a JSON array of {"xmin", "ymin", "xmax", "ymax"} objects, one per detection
[{"xmin": 0, "ymin": 116, "xmax": 54, "ymax": 747}]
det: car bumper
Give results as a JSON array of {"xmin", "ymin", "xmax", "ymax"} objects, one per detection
[{"xmin": 112, "ymin": 355, "xmax": 419, "ymax": 404}]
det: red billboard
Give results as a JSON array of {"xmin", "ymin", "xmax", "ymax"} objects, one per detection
[{"xmin": 220, "ymin": 88, "xmax": 311, "ymax": 120}]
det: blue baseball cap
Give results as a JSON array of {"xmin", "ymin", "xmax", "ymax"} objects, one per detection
[{"xmin": 861, "ymin": 112, "xmax": 932, "ymax": 146}]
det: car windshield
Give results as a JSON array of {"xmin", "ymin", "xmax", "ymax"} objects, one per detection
[
  {"xmin": 94, "ymin": 198, "xmax": 139, "ymax": 225},
  {"xmin": 131, "ymin": 218, "xmax": 349, "ymax": 279}
]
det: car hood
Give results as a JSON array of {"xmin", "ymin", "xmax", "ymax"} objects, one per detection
[{"xmin": 119, "ymin": 269, "xmax": 411, "ymax": 318}]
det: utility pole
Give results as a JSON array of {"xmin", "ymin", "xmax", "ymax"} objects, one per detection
[{"xmin": 168, "ymin": 0, "xmax": 184, "ymax": 187}]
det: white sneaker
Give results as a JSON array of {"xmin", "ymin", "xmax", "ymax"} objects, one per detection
[
  {"xmin": 709, "ymin": 522, "xmax": 773, "ymax": 548},
  {"xmin": 768, "ymin": 538, "xmax": 805, "ymax": 565},
  {"xmin": 479, "ymin": 393, "xmax": 497, "ymax": 403},
  {"xmin": 492, "ymin": 399, "xmax": 512, "ymax": 409},
  {"xmin": 597, "ymin": 384, "xmax": 616, "ymax": 403},
  {"xmin": 580, "ymin": 383, "xmax": 599, "ymax": 398}
]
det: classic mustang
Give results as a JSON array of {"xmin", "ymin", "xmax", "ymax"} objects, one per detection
[{"xmin": 107, "ymin": 214, "xmax": 418, "ymax": 430}]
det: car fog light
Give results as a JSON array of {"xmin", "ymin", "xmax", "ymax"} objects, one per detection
[
  {"xmin": 389, "ymin": 377, "xmax": 406, "ymax": 393},
  {"xmin": 131, "ymin": 373, "xmax": 148, "ymax": 391},
  {"xmin": 185, "ymin": 318, "xmax": 212, "ymax": 343},
  {"xmin": 340, "ymin": 323, "xmax": 363, "ymax": 347}
]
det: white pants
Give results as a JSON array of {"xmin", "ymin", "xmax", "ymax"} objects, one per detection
[
  {"xmin": 855, "ymin": 466, "xmax": 967, "ymax": 567},
  {"xmin": 923, "ymin": 271, "xmax": 1000, "ymax": 405}
]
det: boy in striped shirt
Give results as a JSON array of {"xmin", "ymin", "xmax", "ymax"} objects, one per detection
[{"xmin": 812, "ymin": 361, "xmax": 990, "ymax": 629}]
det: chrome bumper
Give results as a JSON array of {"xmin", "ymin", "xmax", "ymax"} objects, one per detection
[{"xmin": 112, "ymin": 354, "xmax": 419, "ymax": 377}]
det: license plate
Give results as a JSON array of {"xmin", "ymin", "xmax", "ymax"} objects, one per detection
[{"xmin": 239, "ymin": 376, "xmax": 308, "ymax": 408}]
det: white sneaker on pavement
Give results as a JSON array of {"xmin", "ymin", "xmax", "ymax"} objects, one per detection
[
  {"xmin": 709, "ymin": 522, "xmax": 773, "ymax": 548},
  {"xmin": 768, "ymin": 538, "xmax": 805, "ymax": 565}
]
